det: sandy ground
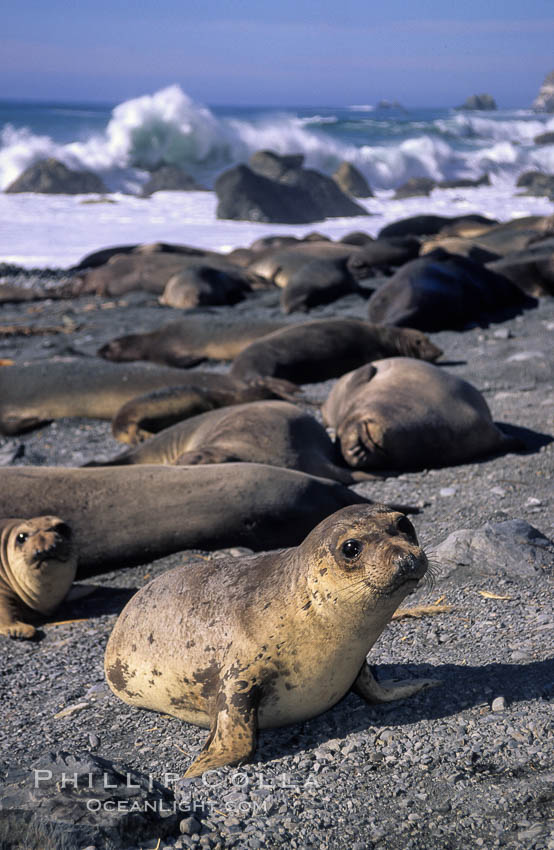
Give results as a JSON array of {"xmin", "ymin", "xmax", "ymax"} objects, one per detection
[{"xmin": 0, "ymin": 273, "xmax": 552, "ymax": 850}]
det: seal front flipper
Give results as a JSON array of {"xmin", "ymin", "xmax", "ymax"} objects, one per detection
[
  {"xmin": 352, "ymin": 661, "xmax": 440, "ymax": 703},
  {"xmin": 0, "ymin": 597, "xmax": 37, "ymax": 639},
  {"xmin": 184, "ymin": 685, "xmax": 259, "ymax": 777}
]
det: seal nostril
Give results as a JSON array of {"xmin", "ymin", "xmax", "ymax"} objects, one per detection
[{"xmin": 396, "ymin": 552, "xmax": 421, "ymax": 577}]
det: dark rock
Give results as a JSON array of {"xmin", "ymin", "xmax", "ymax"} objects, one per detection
[
  {"xmin": 142, "ymin": 165, "xmax": 205, "ymax": 195},
  {"xmin": 515, "ymin": 171, "xmax": 554, "ymax": 198},
  {"xmin": 434, "ymin": 519, "xmax": 554, "ymax": 581},
  {"xmin": 5, "ymin": 158, "xmax": 107, "ymax": 194},
  {"xmin": 456, "ymin": 94, "xmax": 497, "ymax": 111},
  {"xmin": 377, "ymin": 100, "xmax": 404, "ymax": 110},
  {"xmin": 180, "ymin": 815, "xmax": 202, "ymax": 835},
  {"xmin": 438, "ymin": 174, "xmax": 491, "ymax": 189},
  {"xmin": 532, "ymin": 70, "xmax": 554, "ymax": 112},
  {"xmin": 0, "ymin": 751, "xmax": 180, "ymax": 850},
  {"xmin": 249, "ymin": 150, "xmax": 304, "ymax": 181},
  {"xmin": 393, "ymin": 177, "xmax": 436, "ymax": 199},
  {"xmin": 332, "ymin": 162, "xmax": 373, "ymax": 198},
  {"xmin": 534, "ymin": 131, "xmax": 554, "ymax": 145},
  {"xmin": 215, "ymin": 163, "xmax": 367, "ymax": 224}
]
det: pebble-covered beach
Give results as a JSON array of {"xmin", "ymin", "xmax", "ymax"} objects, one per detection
[{"xmin": 0, "ymin": 260, "xmax": 552, "ymax": 849}]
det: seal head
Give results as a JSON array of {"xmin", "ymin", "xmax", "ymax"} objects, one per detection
[{"xmin": 0, "ymin": 516, "xmax": 76, "ymax": 638}]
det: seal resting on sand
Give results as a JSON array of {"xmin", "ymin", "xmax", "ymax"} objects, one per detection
[
  {"xmin": 0, "ymin": 464, "xmax": 369, "ymax": 576},
  {"xmin": 85, "ymin": 400, "xmax": 378, "ymax": 484},
  {"xmin": 322, "ymin": 358, "xmax": 520, "ymax": 471},
  {"xmin": 230, "ymin": 318, "xmax": 442, "ymax": 385},
  {"xmin": 105, "ymin": 504, "xmax": 437, "ymax": 776}
]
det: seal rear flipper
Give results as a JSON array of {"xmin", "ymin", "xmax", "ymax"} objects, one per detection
[
  {"xmin": 351, "ymin": 661, "xmax": 440, "ymax": 703},
  {"xmin": 184, "ymin": 687, "xmax": 259, "ymax": 777}
]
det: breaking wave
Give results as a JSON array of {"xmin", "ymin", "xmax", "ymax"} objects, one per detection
[{"xmin": 1, "ymin": 85, "xmax": 554, "ymax": 193}]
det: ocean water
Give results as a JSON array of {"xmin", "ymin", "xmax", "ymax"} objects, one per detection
[{"xmin": 0, "ymin": 84, "xmax": 553, "ymax": 268}]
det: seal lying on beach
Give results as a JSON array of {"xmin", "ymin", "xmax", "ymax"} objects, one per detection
[
  {"xmin": 98, "ymin": 317, "xmax": 290, "ymax": 368},
  {"xmin": 86, "ymin": 400, "xmax": 377, "ymax": 484},
  {"xmin": 111, "ymin": 375, "xmax": 299, "ymax": 444},
  {"xmin": 280, "ymin": 256, "xmax": 361, "ymax": 313},
  {"xmin": 366, "ymin": 249, "xmax": 536, "ymax": 331},
  {"xmin": 158, "ymin": 263, "xmax": 257, "ymax": 309},
  {"xmin": 0, "ymin": 464, "xmax": 368, "ymax": 576},
  {"xmin": 322, "ymin": 358, "xmax": 519, "ymax": 471},
  {"xmin": 0, "ymin": 516, "xmax": 76, "ymax": 639},
  {"xmin": 230, "ymin": 319, "xmax": 442, "ymax": 385},
  {"xmin": 0, "ymin": 359, "xmax": 297, "ymax": 437},
  {"xmin": 72, "ymin": 249, "xmax": 263, "ymax": 298},
  {"xmin": 105, "ymin": 503, "xmax": 437, "ymax": 776}
]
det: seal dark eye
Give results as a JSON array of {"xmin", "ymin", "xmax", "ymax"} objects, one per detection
[
  {"xmin": 16, "ymin": 532, "xmax": 28, "ymax": 545},
  {"xmin": 341, "ymin": 539, "xmax": 363, "ymax": 560}
]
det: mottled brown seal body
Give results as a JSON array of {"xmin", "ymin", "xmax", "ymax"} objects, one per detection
[
  {"xmin": 0, "ymin": 465, "xmax": 368, "ymax": 576},
  {"xmin": 230, "ymin": 319, "xmax": 442, "ymax": 385},
  {"xmin": 322, "ymin": 358, "xmax": 518, "ymax": 471},
  {"xmin": 105, "ymin": 504, "xmax": 437, "ymax": 776},
  {"xmin": 0, "ymin": 516, "xmax": 76, "ymax": 639}
]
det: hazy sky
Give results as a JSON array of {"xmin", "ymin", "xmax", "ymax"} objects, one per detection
[{"xmin": 2, "ymin": 0, "xmax": 553, "ymax": 107}]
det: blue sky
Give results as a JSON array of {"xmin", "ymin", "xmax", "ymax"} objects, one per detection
[{"xmin": 2, "ymin": 0, "xmax": 553, "ymax": 107}]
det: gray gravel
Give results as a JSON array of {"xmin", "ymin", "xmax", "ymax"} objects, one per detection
[{"xmin": 0, "ymin": 272, "xmax": 553, "ymax": 850}]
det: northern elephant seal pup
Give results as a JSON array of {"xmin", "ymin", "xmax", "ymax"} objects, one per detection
[
  {"xmin": 0, "ymin": 465, "xmax": 368, "ymax": 575},
  {"xmin": 105, "ymin": 504, "xmax": 436, "ymax": 777},
  {"xmin": 0, "ymin": 516, "xmax": 76, "ymax": 639},
  {"xmin": 322, "ymin": 358, "xmax": 519, "ymax": 471},
  {"xmin": 98, "ymin": 317, "xmax": 289, "ymax": 368},
  {"xmin": 87, "ymin": 401, "xmax": 376, "ymax": 484},
  {"xmin": 230, "ymin": 319, "xmax": 442, "ymax": 385}
]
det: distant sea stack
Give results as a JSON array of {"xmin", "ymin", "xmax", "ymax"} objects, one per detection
[
  {"xmin": 456, "ymin": 94, "xmax": 497, "ymax": 111},
  {"xmin": 532, "ymin": 71, "xmax": 554, "ymax": 112}
]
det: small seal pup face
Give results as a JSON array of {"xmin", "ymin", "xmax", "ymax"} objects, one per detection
[
  {"xmin": 2, "ymin": 516, "xmax": 76, "ymax": 614},
  {"xmin": 304, "ymin": 504, "xmax": 428, "ymax": 612},
  {"xmin": 399, "ymin": 328, "xmax": 443, "ymax": 362}
]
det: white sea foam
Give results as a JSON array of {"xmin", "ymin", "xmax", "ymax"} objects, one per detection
[
  {"xmin": 1, "ymin": 183, "xmax": 551, "ymax": 270},
  {"xmin": 436, "ymin": 112, "xmax": 554, "ymax": 144},
  {"xmin": 2, "ymin": 85, "xmax": 553, "ymax": 194}
]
